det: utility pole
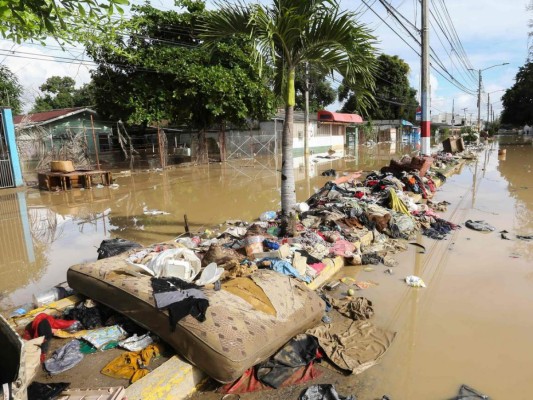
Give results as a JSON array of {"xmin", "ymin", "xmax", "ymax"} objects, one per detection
[
  {"xmin": 304, "ymin": 62, "xmax": 310, "ymax": 156},
  {"xmin": 451, "ymin": 98, "xmax": 455, "ymax": 133},
  {"xmin": 476, "ymin": 70, "xmax": 482, "ymax": 132},
  {"xmin": 462, "ymin": 107, "xmax": 468, "ymax": 126},
  {"xmin": 468, "ymin": 63, "xmax": 509, "ymax": 133},
  {"xmin": 486, "ymin": 93, "xmax": 490, "ymax": 131},
  {"xmin": 420, "ymin": 0, "xmax": 431, "ymax": 155}
]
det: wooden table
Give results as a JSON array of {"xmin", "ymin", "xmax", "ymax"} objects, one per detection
[{"xmin": 38, "ymin": 170, "xmax": 113, "ymax": 191}]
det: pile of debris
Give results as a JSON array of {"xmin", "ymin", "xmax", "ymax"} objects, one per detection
[{"xmin": 2, "ymin": 148, "xmax": 481, "ymax": 400}]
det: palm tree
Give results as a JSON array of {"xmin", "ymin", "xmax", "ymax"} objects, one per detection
[{"xmin": 201, "ymin": 0, "xmax": 377, "ymax": 217}]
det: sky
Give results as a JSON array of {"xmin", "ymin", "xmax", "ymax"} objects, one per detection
[{"xmin": 0, "ymin": 0, "xmax": 531, "ymax": 120}]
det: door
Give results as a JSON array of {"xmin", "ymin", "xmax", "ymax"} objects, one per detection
[{"xmin": 0, "ymin": 113, "xmax": 15, "ymax": 188}]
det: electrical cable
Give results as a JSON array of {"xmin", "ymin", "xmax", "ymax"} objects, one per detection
[{"xmin": 365, "ymin": 0, "xmax": 477, "ymax": 95}]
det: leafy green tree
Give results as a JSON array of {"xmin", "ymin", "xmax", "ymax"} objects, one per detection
[
  {"xmin": 86, "ymin": 1, "xmax": 275, "ymax": 162},
  {"xmin": 31, "ymin": 76, "xmax": 95, "ymax": 112},
  {"xmin": 501, "ymin": 61, "xmax": 533, "ymax": 125},
  {"xmin": 202, "ymin": 0, "xmax": 377, "ymax": 216},
  {"xmin": 0, "ymin": 65, "xmax": 23, "ymax": 114},
  {"xmin": 0, "ymin": 0, "xmax": 129, "ymax": 43},
  {"xmin": 339, "ymin": 54, "xmax": 418, "ymax": 121},
  {"xmin": 294, "ymin": 67, "xmax": 336, "ymax": 112}
]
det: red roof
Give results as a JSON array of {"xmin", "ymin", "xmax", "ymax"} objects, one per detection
[
  {"xmin": 13, "ymin": 107, "xmax": 92, "ymax": 125},
  {"xmin": 317, "ymin": 110, "xmax": 363, "ymax": 124}
]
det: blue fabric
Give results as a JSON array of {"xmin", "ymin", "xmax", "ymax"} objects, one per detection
[
  {"xmin": 262, "ymin": 258, "xmax": 311, "ymax": 283},
  {"xmin": 263, "ymin": 239, "xmax": 280, "ymax": 250}
]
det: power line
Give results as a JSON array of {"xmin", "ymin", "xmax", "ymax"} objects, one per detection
[
  {"xmin": 363, "ymin": 0, "xmax": 477, "ymax": 95},
  {"xmin": 381, "ymin": 0, "xmax": 476, "ymax": 94},
  {"xmin": 328, "ymin": 75, "xmax": 418, "ymax": 108},
  {"xmin": 428, "ymin": 0, "xmax": 477, "ymax": 85}
]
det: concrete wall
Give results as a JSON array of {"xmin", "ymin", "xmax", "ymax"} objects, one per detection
[{"xmin": 259, "ymin": 120, "xmax": 346, "ymax": 155}]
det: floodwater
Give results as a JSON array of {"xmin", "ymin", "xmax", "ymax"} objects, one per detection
[
  {"xmin": 0, "ymin": 139, "xmax": 419, "ymax": 309},
  {"xmin": 1, "ymin": 135, "xmax": 532, "ymax": 399}
]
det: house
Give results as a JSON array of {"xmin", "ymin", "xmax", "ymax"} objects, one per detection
[
  {"xmin": 370, "ymin": 119, "xmax": 415, "ymax": 142},
  {"xmin": 14, "ymin": 107, "xmax": 113, "ymax": 155},
  {"xmin": 259, "ymin": 109, "xmax": 364, "ymax": 156}
]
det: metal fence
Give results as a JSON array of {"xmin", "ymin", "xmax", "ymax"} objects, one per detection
[
  {"xmin": 225, "ymin": 130, "xmax": 278, "ymax": 160},
  {"xmin": 14, "ymin": 126, "xmax": 280, "ymax": 176}
]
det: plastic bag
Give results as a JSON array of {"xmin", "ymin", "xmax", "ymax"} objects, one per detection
[
  {"xmin": 97, "ymin": 238, "xmax": 141, "ymax": 260},
  {"xmin": 405, "ymin": 275, "xmax": 426, "ymax": 288},
  {"xmin": 118, "ymin": 333, "xmax": 153, "ymax": 352},
  {"xmin": 146, "ymin": 248, "xmax": 202, "ymax": 281},
  {"xmin": 259, "ymin": 211, "xmax": 277, "ymax": 221}
]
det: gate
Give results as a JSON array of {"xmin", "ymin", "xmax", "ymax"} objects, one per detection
[
  {"xmin": 226, "ymin": 131, "xmax": 278, "ymax": 160},
  {"xmin": 223, "ymin": 130, "xmax": 279, "ymax": 180},
  {"xmin": 0, "ymin": 113, "xmax": 15, "ymax": 188}
]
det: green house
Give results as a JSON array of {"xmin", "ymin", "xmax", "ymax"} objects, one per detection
[{"xmin": 13, "ymin": 108, "xmax": 113, "ymax": 175}]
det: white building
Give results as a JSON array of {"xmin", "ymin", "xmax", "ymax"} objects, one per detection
[{"xmin": 259, "ymin": 110, "xmax": 363, "ymax": 157}]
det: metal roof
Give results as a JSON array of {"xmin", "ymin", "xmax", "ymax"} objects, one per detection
[
  {"xmin": 317, "ymin": 110, "xmax": 363, "ymax": 124},
  {"xmin": 13, "ymin": 107, "xmax": 96, "ymax": 127}
]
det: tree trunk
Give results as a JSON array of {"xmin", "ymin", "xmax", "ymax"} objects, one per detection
[
  {"xmin": 281, "ymin": 68, "xmax": 297, "ymax": 216},
  {"xmin": 197, "ymin": 129, "xmax": 208, "ymax": 164},
  {"xmin": 218, "ymin": 124, "xmax": 226, "ymax": 162}
]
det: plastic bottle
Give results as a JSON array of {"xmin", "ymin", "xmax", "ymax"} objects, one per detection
[
  {"xmin": 32, "ymin": 287, "xmax": 70, "ymax": 307},
  {"xmin": 9, "ymin": 303, "xmax": 34, "ymax": 318}
]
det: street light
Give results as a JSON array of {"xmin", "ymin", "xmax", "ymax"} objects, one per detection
[{"xmin": 468, "ymin": 63, "xmax": 509, "ymax": 132}]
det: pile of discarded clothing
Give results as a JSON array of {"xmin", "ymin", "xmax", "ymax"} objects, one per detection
[
  {"xmin": 4, "ymin": 152, "xmax": 475, "ymax": 400},
  {"xmin": 4, "ymin": 296, "xmax": 162, "ymax": 400}
]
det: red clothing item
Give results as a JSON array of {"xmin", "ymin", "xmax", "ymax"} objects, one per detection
[
  {"xmin": 219, "ymin": 363, "xmax": 322, "ymax": 394},
  {"xmin": 309, "ymin": 263, "xmax": 326, "ymax": 274},
  {"xmin": 23, "ymin": 313, "xmax": 77, "ymax": 340}
]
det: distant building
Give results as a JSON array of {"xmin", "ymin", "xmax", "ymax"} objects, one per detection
[
  {"xmin": 370, "ymin": 119, "xmax": 415, "ymax": 142},
  {"xmin": 13, "ymin": 107, "xmax": 113, "ymax": 154},
  {"xmin": 431, "ymin": 112, "xmax": 485, "ymax": 129},
  {"xmin": 260, "ymin": 109, "xmax": 364, "ymax": 156}
]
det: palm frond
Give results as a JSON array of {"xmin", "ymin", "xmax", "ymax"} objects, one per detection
[
  {"xmin": 200, "ymin": 0, "xmax": 378, "ymax": 108},
  {"xmin": 199, "ymin": 1, "xmax": 254, "ymax": 41}
]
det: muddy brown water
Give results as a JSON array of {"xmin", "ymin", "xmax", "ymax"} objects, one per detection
[{"xmin": 1, "ymin": 136, "xmax": 532, "ymax": 399}]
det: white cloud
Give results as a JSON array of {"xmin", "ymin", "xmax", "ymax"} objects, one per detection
[
  {"xmin": 2, "ymin": 0, "xmax": 531, "ymax": 119},
  {"xmin": 0, "ymin": 41, "xmax": 93, "ymax": 113}
]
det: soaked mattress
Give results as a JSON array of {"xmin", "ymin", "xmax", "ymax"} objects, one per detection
[{"xmin": 67, "ymin": 256, "xmax": 324, "ymax": 383}]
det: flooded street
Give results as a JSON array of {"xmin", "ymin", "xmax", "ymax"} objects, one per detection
[
  {"xmin": 354, "ymin": 135, "xmax": 533, "ymax": 400},
  {"xmin": 1, "ymin": 136, "xmax": 533, "ymax": 399},
  {"xmin": 0, "ymin": 140, "xmax": 419, "ymax": 309}
]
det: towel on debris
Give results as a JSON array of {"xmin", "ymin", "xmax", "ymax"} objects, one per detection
[
  {"xmin": 307, "ymin": 320, "xmax": 395, "ymax": 375},
  {"xmin": 327, "ymin": 296, "xmax": 374, "ymax": 320}
]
